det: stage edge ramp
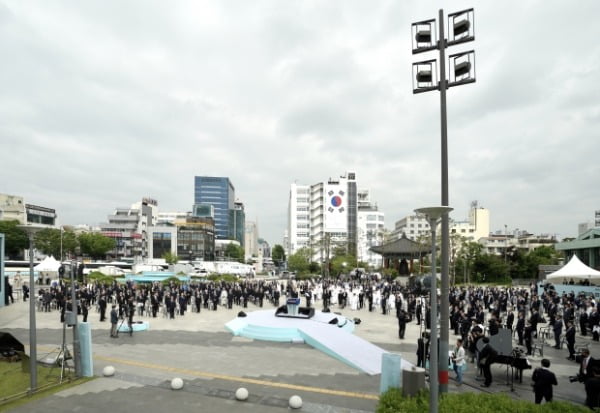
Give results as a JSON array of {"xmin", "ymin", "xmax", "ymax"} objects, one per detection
[{"xmin": 298, "ymin": 323, "xmax": 387, "ymax": 375}]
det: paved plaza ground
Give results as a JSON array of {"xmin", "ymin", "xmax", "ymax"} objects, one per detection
[{"xmin": 0, "ymin": 291, "xmax": 597, "ymax": 412}]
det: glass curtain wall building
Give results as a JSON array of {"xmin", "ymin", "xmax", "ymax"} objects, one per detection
[{"xmin": 194, "ymin": 176, "xmax": 235, "ymax": 240}]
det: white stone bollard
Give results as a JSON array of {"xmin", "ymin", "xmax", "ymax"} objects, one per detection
[
  {"xmin": 289, "ymin": 395, "xmax": 302, "ymax": 409},
  {"xmin": 102, "ymin": 365, "xmax": 115, "ymax": 377},
  {"xmin": 235, "ymin": 387, "xmax": 249, "ymax": 401},
  {"xmin": 170, "ymin": 377, "xmax": 184, "ymax": 390}
]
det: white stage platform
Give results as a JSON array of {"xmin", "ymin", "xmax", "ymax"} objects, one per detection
[{"xmin": 225, "ymin": 309, "xmax": 412, "ymax": 375}]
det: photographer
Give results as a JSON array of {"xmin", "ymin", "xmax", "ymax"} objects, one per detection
[{"xmin": 585, "ymin": 364, "xmax": 600, "ymax": 409}]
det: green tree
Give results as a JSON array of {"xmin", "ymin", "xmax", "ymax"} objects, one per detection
[
  {"xmin": 224, "ymin": 243, "xmax": 244, "ymax": 263},
  {"xmin": 457, "ymin": 241, "xmax": 483, "ymax": 283},
  {"xmin": 0, "ymin": 220, "xmax": 28, "ymax": 259},
  {"xmin": 34, "ymin": 228, "xmax": 78, "ymax": 259},
  {"xmin": 162, "ymin": 251, "xmax": 179, "ymax": 265},
  {"xmin": 78, "ymin": 232, "xmax": 116, "ymax": 259},
  {"xmin": 288, "ymin": 247, "xmax": 311, "ymax": 274},
  {"xmin": 330, "ymin": 253, "xmax": 357, "ymax": 277},
  {"xmin": 272, "ymin": 244, "xmax": 286, "ymax": 267}
]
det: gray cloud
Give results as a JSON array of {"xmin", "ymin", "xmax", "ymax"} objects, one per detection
[{"xmin": 1, "ymin": 0, "xmax": 599, "ymax": 244}]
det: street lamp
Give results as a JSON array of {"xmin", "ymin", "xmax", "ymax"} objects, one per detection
[
  {"xmin": 17, "ymin": 223, "xmax": 46, "ymax": 393},
  {"xmin": 411, "ymin": 8, "xmax": 475, "ymax": 398},
  {"xmin": 414, "ymin": 207, "xmax": 453, "ymax": 413}
]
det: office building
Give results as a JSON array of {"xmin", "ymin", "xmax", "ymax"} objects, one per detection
[
  {"xmin": 357, "ymin": 189, "xmax": 385, "ymax": 268},
  {"xmin": 287, "ymin": 172, "xmax": 371, "ymax": 265},
  {"xmin": 194, "ymin": 176, "xmax": 235, "ymax": 240},
  {"xmin": 0, "ymin": 193, "xmax": 57, "ymax": 227},
  {"xmin": 99, "ymin": 197, "xmax": 158, "ymax": 259}
]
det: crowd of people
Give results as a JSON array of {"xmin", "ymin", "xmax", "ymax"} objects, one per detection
[{"xmin": 6, "ymin": 274, "xmax": 600, "ymax": 407}]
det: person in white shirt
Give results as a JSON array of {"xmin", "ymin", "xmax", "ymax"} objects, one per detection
[{"xmin": 452, "ymin": 338, "xmax": 466, "ymax": 385}]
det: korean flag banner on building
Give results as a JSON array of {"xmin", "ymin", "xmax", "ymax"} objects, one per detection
[{"xmin": 324, "ymin": 184, "xmax": 347, "ymax": 232}]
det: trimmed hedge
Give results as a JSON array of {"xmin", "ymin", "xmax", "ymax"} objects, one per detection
[{"xmin": 376, "ymin": 388, "xmax": 591, "ymax": 413}]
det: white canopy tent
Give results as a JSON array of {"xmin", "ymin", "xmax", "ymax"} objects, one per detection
[
  {"xmin": 33, "ymin": 256, "xmax": 61, "ymax": 272},
  {"xmin": 546, "ymin": 255, "xmax": 600, "ymax": 282}
]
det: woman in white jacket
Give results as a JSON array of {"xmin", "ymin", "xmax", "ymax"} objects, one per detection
[{"xmin": 452, "ymin": 338, "xmax": 466, "ymax": 385}]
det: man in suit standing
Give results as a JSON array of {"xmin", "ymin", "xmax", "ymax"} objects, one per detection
[
  {"xmin": 516, "ymin": 312, "xmax": 525, "ymax": 346},
  {"xmin": 397, "ymin": 308, "xmax": 407, "ymax": 339},
  {"xmin": 532, "ymin": 359, "xmax": 557, "ymax": 404},
  {"xmin": 566, "ymin": 321, "xmax": 576, "ymax": 360},
  {"xmin": 578, "ymin": 348, "xmax": 595, "ymax": 381},
  {"xmin": 478, "ymin": 337, "xmax": 497, "ymax": 387},
  {"xmin": 553, "ymin": 315, "xmax": 563, "ymax": 349}
]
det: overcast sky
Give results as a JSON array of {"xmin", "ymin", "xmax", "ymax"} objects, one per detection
[{"xmin": 1, "ymin": 0, "xmax": 599, "ymax": 245}]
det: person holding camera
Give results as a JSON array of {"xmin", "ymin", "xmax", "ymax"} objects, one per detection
[
  {"xmin": 585, "ymin": 364, "xmax": 600, "ymax": 409},
  {"xmin": 531, "ymin": 359, "xmax": 557, "ymax": 404},
  {"xmin": 578, "ymin": 348, "xmax": 595, "ymax": 381}
]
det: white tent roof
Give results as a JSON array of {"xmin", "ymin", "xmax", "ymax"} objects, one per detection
[
  {"xmin": 546, "ymin": 255, "xmax": 600, "ymax": 281},
  {"xmin": 34, "ymin": 256, "xmax": 61, "ymax": 272}
]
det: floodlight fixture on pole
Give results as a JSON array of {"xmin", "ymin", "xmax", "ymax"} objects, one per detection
[
  {"xmin": 447, "ymin": 8, "xmax": 475, "ymax": 47},
  {"xmin": 411, "ymin": 18, "xmax": 437, "ymax": 54},
  {"xmin": 410, "ymin": 7, "xmax": 475, "ymax": 402},
  {"xmin": 448, "ymin": 50, "xmax": 476, "ymax": 88},
  {"xmin": 17, "ymin": 223, "xmax": 46, "ymax": 394},
  {"xmin": 414, "ymin": 206, "xmax": 453, "ymax": 413}
]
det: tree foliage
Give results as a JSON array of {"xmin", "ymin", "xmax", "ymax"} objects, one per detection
[
  {"xmin": 34, "ymin": 228, "xmax": 78, "ymax": 259},
  {"xmin": 271, "ymin": 244, "xmax": 286, "ymax": 266},
  {"xmin": 162, "ymin": 251, "xmax": 179, "ymax": 265},
  {"xmin": 288, "ymin": 247, "xmax": 311, "ymax": 274},
  {"xmin": 78, "ymin": 232, "xmax": 116, "ymax": 259},
  {"xmin": 0, "ymin": 220, "xmax": 28, "ymax": 258},
  {"xmin": 224, "ymin": 243, "xmax": 244, "ymax": 263}
]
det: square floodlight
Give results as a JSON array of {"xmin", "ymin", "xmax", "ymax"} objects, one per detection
[
  {"xmin": 411, "ymin": 18, "xmax": 437, "ymax": 54},
  {"xmin": 447, "ymin": 8, "xmax": 475, "ymax": 46},
  {"xmin": 412, "ymin": 59, "xmax": 438, "ymax": 94},
  {"xmin": 448, "ymin": 50, "xmax": 476, "ymax": 88}
]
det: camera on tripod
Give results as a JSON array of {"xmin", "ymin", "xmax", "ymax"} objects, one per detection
[{"xmin": 569, "ymin": 374, "xmax": 583, "ymax": 383}]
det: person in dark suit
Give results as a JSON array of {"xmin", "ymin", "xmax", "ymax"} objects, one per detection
[
  {"xmin": 98, "ymin": 295, "xmax": 107, "ymax": 322},
  {"xmin": 506, "ymin": 310, "xmax": 515, "ymax": 332},
  {"xmin": 397, "ymin": 308, "xmax": 407, "ymax": 339},
  {"xmin": 585, "ymin": 364, "xmax": 600, "ymax": 409},
  {"xmin": 516, "ymin": 312, "xmax": 525, "ymax": 346},
  {"xmin": 566, "ymin": 321, "xmax": 576, "ymax": 360},
  {"xmin": 478, "ymin": 337, "xmax": 497, "ymax": 387},
  {"xmin": 532, "ymin": 359, "xmax": 557, "ymax": 404},
  {"xmin": 524, "ymin": 321, "xmax": 534, "ymax": 356},
  {"xmin": 580, "ymin": 310, "xmax": 589, "ymax": 337},
  {"xmin": 417, "ymin": 332, "xmax": 429, "ymax": 368},
  {"xmin": 578, "ymin": 348, "xmax": 595, "ymax": 382},
  {"xmin": 553, "ymin": 315, "xmax": 563, "ymax": 349}
]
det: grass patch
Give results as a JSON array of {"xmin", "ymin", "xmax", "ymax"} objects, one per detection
[
  {"xmin": 377, "ymin": 389, "xmax": 591, "ymax": 413},
  {"xmin": 0, "ymin": 360, "xmax": 94, "ymax": 411}
]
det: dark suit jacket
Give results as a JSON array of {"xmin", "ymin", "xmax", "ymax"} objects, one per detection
[{"xmin": 532, "ymin": 367, "xmax": 557, "ymax": 395}]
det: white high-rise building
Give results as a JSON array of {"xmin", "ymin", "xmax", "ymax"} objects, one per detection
[
  {"xmin": 244, "ymin": 221, "xmax": 259, "ymax": 261},
  {"xmin": 286, "ymin": 172, "xmax": 378, "ymax": 266},
  {"xmin": 357, "ymin": 189, "xmax": 385, "ymax": 268},
  {"xmin": 287, "ymin": 183, "xmax": 311, "ymax": 255}
]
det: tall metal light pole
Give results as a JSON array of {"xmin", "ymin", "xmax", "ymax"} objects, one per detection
[
  {"xmin": 412, "ymin": 8, "xmax": 476, "ymax": 396},
  {"xmin": 415, "ymin": 207, "xmax": 453, "ymax": 413},
  {"xmin": 71, "ymin": 261, "xmax": 81, "ymax": 377},
  {"xmin": 17, "ymin": 224, "xmax": 45, "ymax": 393}
]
